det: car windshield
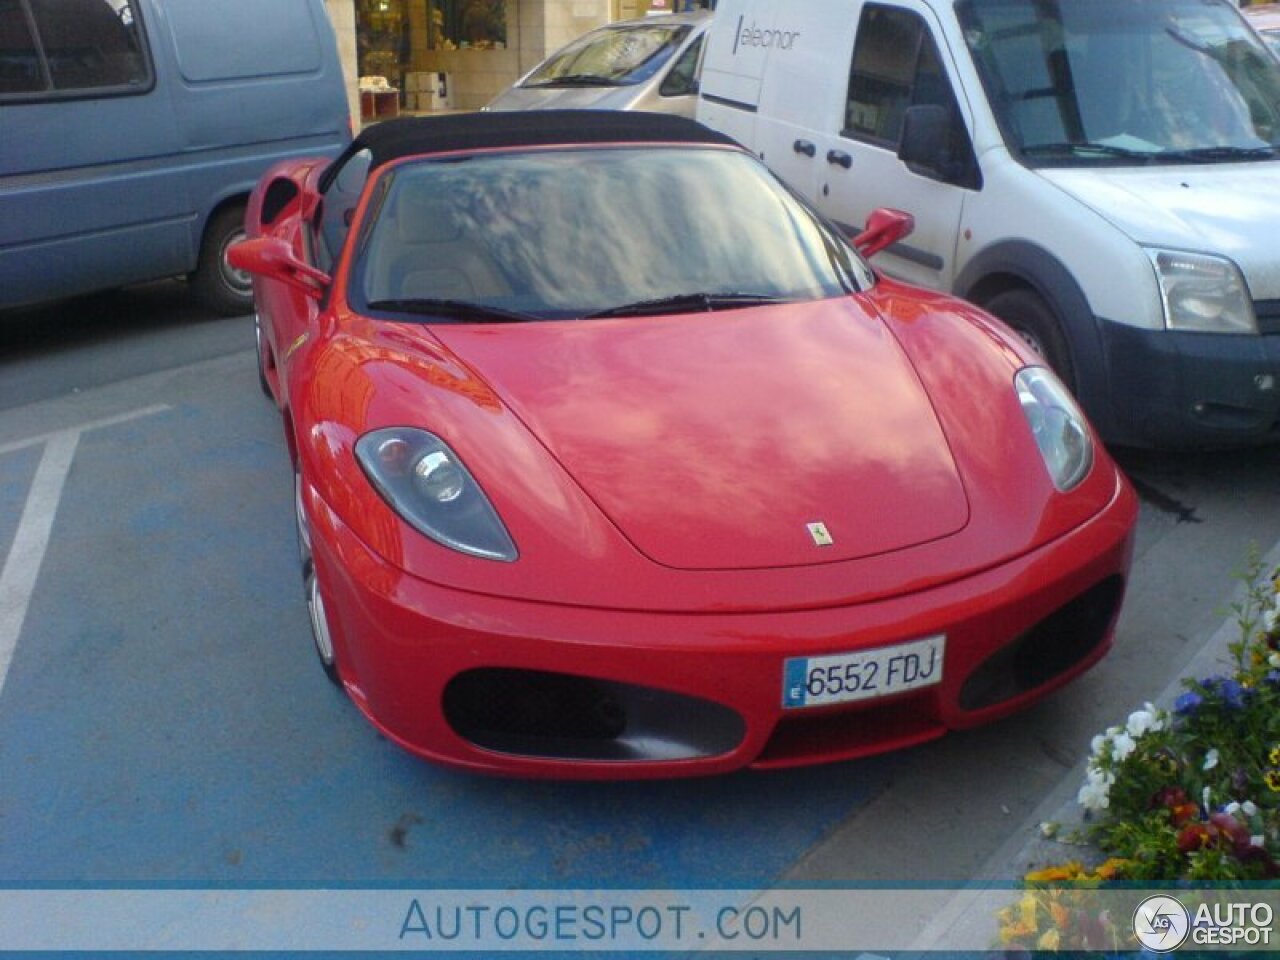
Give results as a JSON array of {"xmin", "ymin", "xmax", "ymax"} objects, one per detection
[
  {"xmin": 354, "ymin": 146, "xmax": 867, "ymax": 322},
  {"xmin": 522, "ymin": 24, "xmax": 691, "ymax": 87},
  {"xmin": 957, "ymin": 0, "xmax": 1280, "ymax": 165}
]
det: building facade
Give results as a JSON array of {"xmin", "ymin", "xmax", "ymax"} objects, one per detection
[{"xmin": 325, "ymin": 0, "xmax": 713, "ymax": 120}]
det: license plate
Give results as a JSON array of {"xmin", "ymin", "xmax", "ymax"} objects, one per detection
[{"xmin": 782, "ymin": 634, "xmax": 946, "ymax": 709}]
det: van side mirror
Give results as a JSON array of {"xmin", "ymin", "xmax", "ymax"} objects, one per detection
[
  {"xmin": 898, "ymin": 104, "xmax": 951, "ymax": 178},
  {"xmin": 228, "ymin": 237, "xmax": 329, "ymax": 300},
  {"xmin": 853, "ymin": 208, "xmax": 915, "ymax": 259}
]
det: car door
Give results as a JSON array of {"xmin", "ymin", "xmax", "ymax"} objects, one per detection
[{"xmin": 813, "ymin": 0, "xmax": 978, "ymax": 290}]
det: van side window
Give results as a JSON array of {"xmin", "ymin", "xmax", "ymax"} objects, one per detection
[
  {"xmin": 0, "ymin": 0, "xmax": 150, "ymax": 99},
  {"xmin": 0, "ymin": 0, "xmax": 42, "ymax": 93},
  {"xmin": 844, "ymin": 6, "xmax": 960, "ymax": 147}
]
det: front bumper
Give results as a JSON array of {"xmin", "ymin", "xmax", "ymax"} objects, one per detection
[
  {"xmin": 1099, "ymin": 315, "xmax": 1280, "ymax": 448},
  {"xmin": 304, "ymin": 477, "xmax": 1137, "ymax": 779}
]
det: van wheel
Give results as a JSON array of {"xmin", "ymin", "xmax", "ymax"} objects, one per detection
[
  {"xmin": 193, "ymin": 205, "xmax": 253, "ymax": 316},
  {"xmin": 984, "ymin": 289, "xmax": 1076, "ymax": 392}
]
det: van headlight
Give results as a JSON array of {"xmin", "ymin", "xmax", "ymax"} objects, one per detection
[
  {"xmin": 1016, "ymin": 367, "xmax": 1092, "ymax": 492},
  {"xmin": 355, "ymin": 428, "xmax": 518, "ymax": 562},
  {"xmin": 1146, "ymin": 248, "xmax": 1256, "ymax": 334}
]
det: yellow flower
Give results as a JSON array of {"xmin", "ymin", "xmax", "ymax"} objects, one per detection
[
  {"xmin": 1269, "ymin": 746, "xmax": 1280, "ymax": 767},
  {"xmin": 1094, "ymin": 857, "xmax": 1133, "ymax": 881},
  {"xmin": 1025, "ymin": 862, "xmax": 1083, "ymax": 884},
  {"xmin": 1266, "ymin": 769, "xmax": 1280, "ymax": 793},
  {"xmin": 1038, "ymin": 927, "xmax": 1062, "ymax": 951},
  {"xmin": 1021, "ymin": 891, "xmax": 1040, "ymax": 922}
]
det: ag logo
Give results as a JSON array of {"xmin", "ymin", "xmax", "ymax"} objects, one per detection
[{"xmin": 1133, "ymin": 895, "xmax": 1190, "ymax": 953}]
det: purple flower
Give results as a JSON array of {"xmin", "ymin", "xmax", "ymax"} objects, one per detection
[
  {"xmin": 1220, "ymin": 679, "xmax": 1247, "ymax": 710},
  {"xmin": 1266, "ymin": 670, "xmax": 1280, "ymax": 687},
  {"xmin": 1175, "ymin": 691, "xmax": 1203, "ymax": 715}
]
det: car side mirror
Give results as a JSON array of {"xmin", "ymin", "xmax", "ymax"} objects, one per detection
[
  {"xmin": 228, "ymin": 237, "xmax": 330, "ymax": 300},
  {"xmin": 898, "ymin": 104, "xmax": 951, "ymax": 178},
  {"xmin": 852, "ymin": 208, "xmax": 915, "ymax": 259}
]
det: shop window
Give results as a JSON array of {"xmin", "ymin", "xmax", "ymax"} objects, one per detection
[{"xmin": 428, "ymin": 0, "xmax": 506, "ymax": 51}]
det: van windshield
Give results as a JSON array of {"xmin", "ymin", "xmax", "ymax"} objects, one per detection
[
  {"xmin": 957, "ymin": 0, "xmax": 1280, "ymax": 165},
  {"xmin": 521, "ymin": 24, "xmax": 692, "ymax": 87}
]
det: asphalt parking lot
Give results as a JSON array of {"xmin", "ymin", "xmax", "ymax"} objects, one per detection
[
  {"xmin": 0, "ymin": 343, "xmax": 899, "ymax": 893},
  {"xmin": 2, "ymin": 285, "xmax": 1280, "ymax": 953}
]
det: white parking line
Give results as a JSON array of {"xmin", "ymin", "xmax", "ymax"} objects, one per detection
[
  {"xmin": 0, "ymin": 404, "xmax": 170, "ymax": 699},
  {"xmin": 0, "ymin": 403, "xmax": 172, "ymax": 456}
]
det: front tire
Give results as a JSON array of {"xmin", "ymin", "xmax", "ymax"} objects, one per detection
[
  {"xmin": 192, "ymin": 204, "xmax": 253, "ymax": 316},
  {"xmin": 254, "ymin": 312, "xmax": 271, "ymax": 397},
  {"xmin": 296, "ymin": 469, "xmax": 341, "ymax": 687},
  {"xmin": 984, "ymin": 288, "xmax": 1076, "ymax": 392}
]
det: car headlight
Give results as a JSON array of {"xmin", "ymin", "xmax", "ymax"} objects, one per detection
[
  {"xmin": 1145, "ymin": 248, "xmax": 1256, "ymax": 334},
  {"xmin": 355, "ymin": 428, "xmax": 518, "ymax": 562},
  {"xmin": 1016, "ymin": 367, "xmax": 1093, "ymax": 492}
]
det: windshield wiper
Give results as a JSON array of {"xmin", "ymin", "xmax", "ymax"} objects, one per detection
[
  {"xmin": 526, "ymin": 74, "xmax": 623, "ymax": 88},
  {"xmin": 587, "ymin": 292, "xmax": 788, "ymax": 319},
  {"xmin": 366, "ymin": 298, "xmax": 537, "ymax": 324},
  {"xmin": 1156, "ymin": 146, "xmax": 1277, "ymax": 163},
  {"xmin": 1022, "ymin": 141, "xmax": 1156, "ymax": 162}
]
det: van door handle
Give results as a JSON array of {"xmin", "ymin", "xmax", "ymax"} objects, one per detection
[
  {"xmin": 826, "ymin": 149, "xmax": 853, "ymax": 169},
  {"xmin": 793, "ymin": 139, "xmax": 816, "ymax": 157}
]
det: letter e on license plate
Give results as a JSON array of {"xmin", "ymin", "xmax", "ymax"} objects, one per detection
[{"xmin": 782, "ymin": 635, "xmax": 945, "ymax": 709}]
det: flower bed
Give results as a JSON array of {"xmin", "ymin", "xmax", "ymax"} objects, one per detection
[{"xmin": 998, "ymin": 556, "xmax": 1280, "ymax": 950}]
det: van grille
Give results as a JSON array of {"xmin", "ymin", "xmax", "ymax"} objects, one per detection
[{"xmin": 1257, "ymin": 300, "xmax": 1280, "ymax": 336}]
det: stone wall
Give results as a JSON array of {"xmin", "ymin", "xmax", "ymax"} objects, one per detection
[{"xmin": 325, "ymin": 0, "xmax": 360, "ymax": 127}]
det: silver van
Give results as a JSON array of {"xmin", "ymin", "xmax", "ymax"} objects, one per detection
[
  {"xmin": 485, "ymin": 12, "xmax": 709, "ymax": 118},
  {"xmin": 0, "ymin": 0, "xmax": 350, "ymax": 315}
]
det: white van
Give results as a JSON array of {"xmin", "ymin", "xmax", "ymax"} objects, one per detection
[{"xmin": 698, "ymin": 0, "xmax": 1280, "ymax": 447}]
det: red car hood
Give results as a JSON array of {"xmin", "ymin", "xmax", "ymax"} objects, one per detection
[{"xmin": 429, "ymin": 296, "xmax": 970, "ymax": 571}]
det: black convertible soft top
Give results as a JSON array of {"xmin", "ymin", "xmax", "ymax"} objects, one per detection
[{"xmin": 318, "ymin": 110, "xmax": 739, "ymax": 192}]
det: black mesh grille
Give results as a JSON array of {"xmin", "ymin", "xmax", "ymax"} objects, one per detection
[{"xmin": 1257, "ymin": 300, "xmax": 1280, "ymax": 336}]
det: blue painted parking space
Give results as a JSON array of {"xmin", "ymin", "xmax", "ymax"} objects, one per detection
[{"xmin": 0, "ymin": 356, "xmax": 889, "ymax": 896}]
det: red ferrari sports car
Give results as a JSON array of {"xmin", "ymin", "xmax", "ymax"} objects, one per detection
[{"xmin": 231, "ymin": 111, "xmax": 1137, "ymax": 779}]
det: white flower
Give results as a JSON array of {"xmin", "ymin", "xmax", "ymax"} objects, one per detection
[
  {"xmin": 1252, "ymin": 835, "xmax": 1266, "ymax": 849},
  {"xmin": 1269, "ymin": 651, "xmax": 1280, "ymax": 669},
  {"xmin": 1078, "ymin": 780, "xmax": 1111, "ymax": 811},
  {"xmin": 1225, "ymin": 801, "xmax": 1241, "ymax": 816},
  {"xmin": 1204, "ymin": 786, "xmax": 1213, "ymax": 813},
  {"xmin": 1111, "ymin": 732, "xmax": 1137, "ymax": 762},
  {"xmin": 1078, "ymin": 764, "xmax": 1115, "ymax": 812},
  {"xmin": 1126, "ymin": 708, "xmax": 1164, "ymax": 738},
  {"xmin": 1264, "ymin": 607, "xmax": 1278, "ymax": 634},
  {"xmin": 1091, "ymin": 734, "xmax": 1107, "ymax": 755},
  {"xmin": 1243, "ymin": 801, "xmax": 1259, "ymax": 817},
  {"xmin": 1203, "ymin": 748, "xmax": 1220, "ymax": 771}
]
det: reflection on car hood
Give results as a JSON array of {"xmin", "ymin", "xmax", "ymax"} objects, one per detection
[
  {"xmin": 485, "ymin": 85, "xmax": 643, "ymax": 112},
  {"xmin": 429, "ymin": 297, "xmax": 970, "ymax": 571},
  {"xmin": 1039, "ymin": 163, "xmax": 1280, "ymax": 297}
]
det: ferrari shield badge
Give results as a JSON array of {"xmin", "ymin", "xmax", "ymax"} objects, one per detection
[{"xmin": 806, "ymin": 522, "xmax": 834, "ymax": 547}]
